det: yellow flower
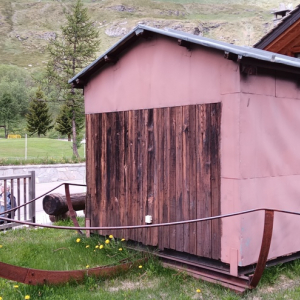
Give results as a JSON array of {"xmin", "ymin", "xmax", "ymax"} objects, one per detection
[
  {"xmin": 25, "ymin": 296, "xmax": 30, "ymax": 300},
  {"xmin": 196, "ymin": 289, "xmax": 201, "ymax": 293},
  {"xmin": 86, "ymin": 265, "xmax": 90, "ymax": 269},
  {"xmin": 105, "ymin": 239, "xmax": 110, "ymax": 244},
  {"xmin": 86, "ymin": 245, "xmax": 90, "ymax": 248},
  {"xmin": 139, "ymin": 265, "xmax": 142, "ymax": 269},
  {"xmin": 13, "ymin": 285, "xmax": 19, "ymax": 288},
  {"xmin": 119, "ymin": 248, "xmax": 123, "ymax": 251},
  {"xmin": 0, "ymin": 245, "xmax": 2, "ymax": 248},
  {"xmin": 109, "ymin": 235, "xmax": 113, "ymax": 239},
  {"xmin": 100, "ymin": 245, "xmax": 104, "ymax": 249},
  {"xmin": 76, "ymin": 238, "xmax": 81, "ymax": 243},
  {"xmin": 121, "ymin": 238, "xmax": 125, "ymax": 242},
  {"xmin": 0, "ymin": 296, "xmax": 2, "ymax": 300},
  {"xmin": 95, "ymin": 245, "xmax": 99, "ymax": 249}
]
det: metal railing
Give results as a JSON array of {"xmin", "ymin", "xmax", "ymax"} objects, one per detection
[{"xmin": 0, "ymin": 171, "xmax": 35, "ymax": 230}]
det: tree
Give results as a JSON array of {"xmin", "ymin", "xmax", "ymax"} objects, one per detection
[
  {"xmin": 0, "ymin": 92, "xmax": 18, "ymax": 138},
  {"xmin": 47, "ymin": 0, "xmax": 99, "ymax": 157},
  {"xmin": 55, "ymin": 104, "xmax": 84, "ymax": 142},
  {"xmin": 26, "ymin": 88, "xmax": 53, "ymax": 137}
]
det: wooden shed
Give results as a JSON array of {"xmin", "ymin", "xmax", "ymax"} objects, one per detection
[{"xmin": 70, "ymin": 25, "xmax": 300, "ymax": 283}]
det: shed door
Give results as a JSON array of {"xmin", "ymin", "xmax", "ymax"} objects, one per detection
[{"xmin": 86, "ymin": 102, "xmax": 221, "ymax": 260}]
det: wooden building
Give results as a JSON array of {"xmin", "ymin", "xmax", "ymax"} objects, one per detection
[
  {"xmin": 254, "ymin": 4, "xmax": 300, "ymax": 56},
  {"xmin": 70, "ymin": 25, "xmax": 300, "ymax": 275}
]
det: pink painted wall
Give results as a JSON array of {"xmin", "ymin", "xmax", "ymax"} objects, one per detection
[
  {"xmin": 84, "ymin": 33, "xmax": 300, "ymax": 267},
  {"xmin": 221, "ymin": 73, "xmax": 300, "ymax": 266},
  {"xmin": 84, "ymin": 36, "xmax": 238, "ymax": 113}
]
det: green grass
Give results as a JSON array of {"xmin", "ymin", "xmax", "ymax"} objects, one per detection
[
  {"xmin": 2, "ymin": 221, "xmax": 300, "ymax": 299},
  {"xmin": 0, "ymin": 138, "xmax": 85, "ymax": 164}
]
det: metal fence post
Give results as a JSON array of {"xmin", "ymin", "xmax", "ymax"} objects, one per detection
[{"xmin": 29, "ymin": 171, "xmax": 36, "ymax": 223}]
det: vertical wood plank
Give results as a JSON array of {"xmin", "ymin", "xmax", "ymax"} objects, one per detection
[
  {"xmin": 141, "ymin": 110, "xmax": 149, "ymax": 245},
  {"xmin": 93, "ymin": 114, "xmax": 102, "ymax": 234},
  {"xmin": 182, "ymin": 105, "xmax": 190, "ymax": 254},
  {"xmin": 175, "ymin": 106, "xmax": 184, "ymax": 252},
  {"xmin": 196, "ymin": 105, "xmax": 211, "ymax": 257},
  {"xmin": 188, "ymin": 106, "xmax": 197, "ymax": 255},
  {"xmin": 169, "ymin": 107, "xmax": 177, "ymax": 250},
  {"xmin": 137, "ymin": 109, "xmax": 144, "ymax": 243},
  {"xmin": 132, "ymin": 110, "xmax": 139, "ymax": 242},
  {"xmin": 127, "ymin": 110, "xmax": 134, "ymax": 240},
  {"xmin": 123, "ymin": 111, "xmax": 129, "ymax": 241},
  {"xmin": 85, "ymin": 115, "xmax": 92, "ymax": 229},
  {"xmin": 117, "ymin": 111, "xmax": 126, "ymax": 240},
  {"xmin": 114, "ymin": 112, "xmax": 122, "ymax": 239},
  {"xmin": 210, "ymin": 103, "xmax": 221, "ymax": 260},
  {"xmin": 157, "ymin": 108, "xmax": 165, "ymax": 249},
  {"xmin": 100, "ymin": 113, "xmax": 108, "ymax": 236},
  {"xmin": 147, "ymin": 109, "xmax": 154, "ymax": 245},
  {"xmin": 162, "ymin": 107, "xmax": 170, "ymax": 250}
]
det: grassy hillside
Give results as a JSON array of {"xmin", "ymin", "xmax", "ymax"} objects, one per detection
[{"xmin": 0, "ymin": 0, "xmax": 299, "ymax": 72}]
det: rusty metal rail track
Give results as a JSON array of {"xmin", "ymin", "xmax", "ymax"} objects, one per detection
[
  {"xmin": 0, "ymin": 259, "xmax": 145, "ymax": 285},
  {"xmin": 0, "ymin": 183, "xmax": 297, "ymax": 292}
]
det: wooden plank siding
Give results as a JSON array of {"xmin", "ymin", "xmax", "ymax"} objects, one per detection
[{"xmin": 86, "ymin": 103, "xmax": 221, "ymax": 259}]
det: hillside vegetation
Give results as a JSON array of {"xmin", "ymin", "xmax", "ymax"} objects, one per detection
[{"xmin": 0, "ymin": 0, "xmax": 299, "ymax": 72}]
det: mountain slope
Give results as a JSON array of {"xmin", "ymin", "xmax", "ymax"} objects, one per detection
[{"xmin": 0, "ymin": 0, "xmax": 298, "ymax": 71}]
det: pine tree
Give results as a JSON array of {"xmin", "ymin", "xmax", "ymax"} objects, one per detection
[
  {"xmin": 47, "ymin": 0, "xmax": 99, "ymax": 157},
  {"xmin": 26, "ymin": 88, "xmax": 53, "ymax": 137},
  {"xmin": 0, "ymin": 92, "xmax": 18, "ymax": 138},
  {"xmin": 55, "ymin": 104, "xmax": 84, "ymax": 142}
]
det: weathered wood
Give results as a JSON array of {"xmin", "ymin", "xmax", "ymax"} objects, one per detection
[
  {"xmin": 43, "ymin": 193, "xmax": 86, "ymax": 216},
  {"xmin": 147, "ymin": 109, "xmax": 154, "ymax": 246},
  {"xmin": 141, "ymin": 110, "xmax": 149, "ymax": 245},
  {"xmin": 162, "ymin": 107, "xmax": 170, "ymax": 250},
  {"xmin": 86, "ymin": 103, "xmax": 221, "ymax": 259},
  {"xmin": 169, "ymin": 107, "xmax": 177, "ymax": 250},
  {"xmin": 211, "ymin": 103, "xmax": 221, "ymax": 260},
  {"xmin": 189, "ymin": 105, "xmax": 197, "ymax": 255},
  {"xmin": 183, "ymin": 105, "xmax": 190, "ymax": 254},
  {"xmin": 175, "ymin": 106, "xmax": 184, "ymax": 252}
]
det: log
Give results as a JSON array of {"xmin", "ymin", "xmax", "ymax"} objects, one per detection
[{"xmin": 43, "ymin": 193, "xmax": 86, "ymax": 216}]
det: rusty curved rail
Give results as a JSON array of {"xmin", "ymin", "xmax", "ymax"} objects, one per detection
[
  {"xmin": 0, "ymin": 182, "xmax": 297, "ymax": 290},
  {"xmin": 0, "ymin": 259, "xmax": 145, "ymax": 285}
]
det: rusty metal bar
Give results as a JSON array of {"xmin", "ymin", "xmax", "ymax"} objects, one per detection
[
  {"xmin": 0, "ymin": 258, "xmax": 146, "ymax": 285},
  {"xmin": 64, "ymin": 183, "xmax": 83, "ymax": 235},
  {"xmin": 1, "ymin": 206, "xmax": 299, "ymax": 231},
  {"xmin": 250, "ymin": 210, "xmax": 274, "ymax": 288}
]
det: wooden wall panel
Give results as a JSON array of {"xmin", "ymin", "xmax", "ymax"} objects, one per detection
[{"xmin": 87, "ymin": 103, "xmax": 221, "ymax": 259}]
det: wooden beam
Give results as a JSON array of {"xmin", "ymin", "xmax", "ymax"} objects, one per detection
[
  {"xmin": 264, "ymin": 18, "xmax": 300, "ymax": 53},
  {"xmin": 178, "ymin": 39, "xmax": 191, "ymax": 51},
  {"xmin": 104, "ymin": 55, "xmax": 118, "ymax": 64}
]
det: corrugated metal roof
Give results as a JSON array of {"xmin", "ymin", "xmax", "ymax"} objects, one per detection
[
  {"xmin": 254, "ymin": 4, "xmax": 300, "ymax": 49},
  {"xmin": 69, "ymin": 24, "xmax": 300, "ymax": 84}
]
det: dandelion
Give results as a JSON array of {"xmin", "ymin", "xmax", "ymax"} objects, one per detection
[
  {"xmin": 121, "ymin": 238, "xmax": 125, "ymax": 242},
  {"xmin": 109, "ymin": 235, "xmax": 113, "ymax": 239},
  {"xmin": 105, "ymin": 239, "xmax": 110, "ymax": 244},
  {"xmin": 196, "ymin": 289, "xmax": 201, "ymax": 293},
  {"xmin": 100, "ymin": 245, "xmax": 104, "ymax": 249},
  {"xmin": 25, "ymin": 296, "xmax": 30, "ymax": 300},
  {"xmin": 86, "ymin": 245, "xmax": 90, "ymax": 248},
  {"xmin": 0, "ymin": 296, "xmax": 2, "ymax": 300},
  {"xmin": 13, "ymin": 285, "xmax": 19, "ymax": 288},
  {"xmin": 0, "ymin": 245, "xmax": 2, "ymax": 248},
  {"xmin": 86, "ymin": 265, "xmax": 90, "ymax": 269},
  {"xmin": 139, "ymin": 265, "xmax": 142, "ymax": 269},
  {"xmin": 119, "ymin": 248, "xmax": 123, "ymax": 251},
  {"xmin": 95, "ymin": 245, "xmax": 99, "ymax": 249},
  {"xmin": 76, "ymin": 238, "xmax": 81, "ymax": 243}
]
